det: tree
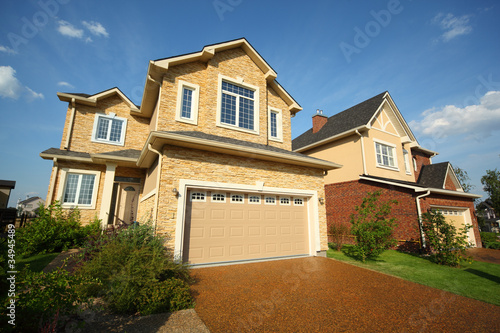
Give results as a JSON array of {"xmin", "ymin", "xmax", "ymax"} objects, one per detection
[
  {"xmin": 453, "ymin": 166, "xmax": 474, "ymax": 193},
  {"xmin": 481, "ymin": 169, "xmax": 500, "ymax": 214}
]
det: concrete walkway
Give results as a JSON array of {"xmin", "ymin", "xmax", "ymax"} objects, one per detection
[{"xmin": 191, "ymin": 256, "xmax": 500, "ymax": 332}]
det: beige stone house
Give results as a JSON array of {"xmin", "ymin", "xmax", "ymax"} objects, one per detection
[
  {"xmin": 293, "ymin": 92, "xmax": 482, "ymax": 249},
  {"xmin": 41, "ymin": 39, "xmax": 340, "ymax": 265}
]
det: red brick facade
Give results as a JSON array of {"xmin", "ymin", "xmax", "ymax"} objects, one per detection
[
  {"xmin": 444, "ymin": 174, "xmax": 457, "ymax": 191},
  {"xmin": 411, "ymin": 150, "xmax": 432, "ymax": 182},
  {"xmin": 325, "ymin": 179, "xmax": 481, "ymax": 250},
  {"xmin": 312, "ymin": 114, "xmax": 328, "ymax": 133}
]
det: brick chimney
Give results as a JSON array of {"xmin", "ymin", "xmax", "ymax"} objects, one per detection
[{"xmin": 312, "ymin": 109, "xmax": 327, "ymax": 133}]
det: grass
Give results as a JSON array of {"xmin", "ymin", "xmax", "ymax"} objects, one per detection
[
  {"xmin": 327, "ymin": 248, "xmax": 500, "ymax": 306},
  {"xmin": 15, "ymin": 252, "xmax": 60, "ymax": 272}
]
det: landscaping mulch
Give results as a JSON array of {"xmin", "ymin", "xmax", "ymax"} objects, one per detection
[
  {"xmin": 467, "ymin": 248, "xmax": 500, "ymax": 265},
  {"xmin": 191, "ymin": 256, "xmax": 500, "ymax": 332}
]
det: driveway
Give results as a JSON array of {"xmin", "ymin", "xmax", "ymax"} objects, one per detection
[{"xmin": 191, "ymin": 257, "xmax": 500, "ymax": 332}]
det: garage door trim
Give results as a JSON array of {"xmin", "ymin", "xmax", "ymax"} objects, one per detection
[{"xmin": 174, "ymin": 179, "xmax": 322, "ymax": 261}]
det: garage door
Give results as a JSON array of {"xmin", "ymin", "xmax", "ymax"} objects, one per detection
[
  {"xmin": 434, "ymin": 207, "xmax": 476, "ymax": 246},
  {"xmin": 183, "ymin": 190, "xmax": 309, "ymax": 265}
]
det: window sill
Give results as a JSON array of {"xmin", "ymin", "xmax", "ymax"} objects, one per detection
[
  {"xmin": 61, "ymin": 204, "xmax": 95, "ymax": 210},
  {"xmin": 217, "ymin": 122, "xmax": 259, "ymax": 136},
  {"xmin": 91, "ymin": 138, "xmax": 125, "ymax": 147},
  {"xmin": 269, "ymin": 136, "xmax": 283, "ymax": 143},
  {"xmin": 175, "ymin": 117, "xmax": 198, "ymax": 125},
  {"xmin": 376, "ymin": 164, "xmax": 400, "ymax": 172}
]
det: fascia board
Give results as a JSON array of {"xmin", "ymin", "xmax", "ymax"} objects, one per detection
[
  {"xmin": 138, "ymin": 132, "xmax": 341, "ymax": 170},
  {"xmin": 293, "ymin": 125, "xmax": 369, "ymax": 153},
  {"xmin": 39, "ymin": 152, "xmax": 92, "ymax": 163},
  {"xmin": 429, "ymin": 188, "xmax": 481, "ymax": 199},
  {"xmin": 359, "ymin": 175, "xmax": 427, "ymax": 192}
]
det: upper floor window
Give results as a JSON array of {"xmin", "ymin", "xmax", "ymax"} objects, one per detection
[
  {"xmin": 175, "ymin": 80, "xmax": 199, "ymax": 125},
  {"xmin": 217, "ymin": 75, "xmax": 259, "ymax": 134},
  {"xmin": 375, "ymin": 141, "xmax": 397, "ymax": 169},
  {"xmin": 403, "ymin": 149, "xmax": 411, "ymax": 175},
  {"xmin": 268, "ymin": 107, "xmax": 283, "ymax": 142},
  {"xmin": 92, "ymin": 113, "xmax": 127, "ymax": 146}
]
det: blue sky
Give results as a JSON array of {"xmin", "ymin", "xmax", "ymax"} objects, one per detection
[{"xmin": 1, "ymin": 0, "xmax": 499, "ymax": 206}]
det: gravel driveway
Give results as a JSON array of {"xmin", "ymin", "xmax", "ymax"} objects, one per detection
[{"xmin": 191, "ymin": 256, "xmax": 500, "ymax": 332}]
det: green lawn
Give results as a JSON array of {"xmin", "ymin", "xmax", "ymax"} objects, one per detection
[
  {"xmin": 15, "ymin": 252, "xmax": 60, "ymax": 272},
  {"xmin": 327, "ymin": 249, "xmax": 500, "ymax": 306}
]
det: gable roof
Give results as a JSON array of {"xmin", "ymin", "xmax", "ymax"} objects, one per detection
[
  {"xmin": 292, "ymin": 92, "xmax": 387, "ymax": 151},
  {"xmin": 0, "ymin": 180, "xmax": 16, "ymax": 189},
  {"xmin": 57, "ymin": 87, "xmax": 141, "ymax": 114},
  {"xmin": 140, "ymin": 38, "xmax": 302, "ymax": 118},
  {"xmin": 417, "ymin": 162, "xmax": 463, "ymax": 191},
  {"xmin": 18, "ymin": 196, "xmax": 43, "ymax": 205}
]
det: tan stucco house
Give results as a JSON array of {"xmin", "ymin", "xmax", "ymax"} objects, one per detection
[
  {"xmin": 41, "ymin": 39, "xmax": 340, "ymax": 265},
  {"xmin": 293, "ymin": 92, "xmax": 482, "ymax": 249}
]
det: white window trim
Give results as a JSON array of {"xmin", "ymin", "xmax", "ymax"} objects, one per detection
[
  {"xmin": 91, "ymin": 113, "xmax": 127, "ymax": 146},
  {"xmin": 175, "ymin": 80, "xmax": 200, "ymax": 125},
  {"xmin": 230, "ymin": 193, "xmax": 244, "ymax": 204},
  {"xmin": 57, "ymin": 168, "xmax": 101, "ymax": 210},
  {"xmin": 373, "ymin": 139, "xmax": 399, "ymax": 171},
  {"xmin": 211, "ymin": 192, "xmax": 226, "ymax": 203},
  {"xmin": 190, "ymin": 191, "xmax": 206, "ymax": 202},
  {"xmin": 216, "ymin": 74, "xmax": 260, "ymax": 135},
  {"xmin": 264, "ymin": 196, "xmax": 276, "ymax": 205},
  {"xmin": 248, "ymin": 195, "xmax": 261, "ymax": 204},
  {"xmin": 280, "ymin": 196, "xmax": 291, "ymax": 206},
  {"xmin": 268, "ymin": 107, "xmax": 283, "ymax": 142}
]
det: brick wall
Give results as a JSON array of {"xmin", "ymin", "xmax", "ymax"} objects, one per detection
[
  {"xmin": 444, "ymin": 174, "xmax": 457, "ymax": 191},
  {"xmin": 411, "ymin": 150, "xmax": 431, "ymax": 182}
]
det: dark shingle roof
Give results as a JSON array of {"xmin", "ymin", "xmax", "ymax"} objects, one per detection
[
  {"xmin": 292, "ymin": 92, "xmax": 387, "ymax": 151},
  {"xmin": 41, "ymin": 148, "xmax": 91, "ymax": 159},
  {"xmin": 165, "ymin": 131, "xmax": 332, "ymax": 163},
  {"xmin": 0, "ymin": 180, "xmax": 16, "ymax": 189},
  {"xmin": 417, "ymin": 162, "xmax": 450, "ymax": 189},
  {"xmin": 95, "ymin": 149, "xmax": 142, "ymax": 159}
]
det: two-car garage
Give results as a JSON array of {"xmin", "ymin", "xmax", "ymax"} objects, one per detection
[{"xmin": 181, "ymin": 188, "xmax": 312, "ymax": 265}]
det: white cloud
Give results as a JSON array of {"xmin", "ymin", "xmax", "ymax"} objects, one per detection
[
  {"xmin": 0, "ymin": 66, "xmax": 23, "ymax": 99},
  {"xmin": 82, "ymin": 21, "xmax": 109, "ymax": 37},
  {"xmin": 0, "ymin": 66, "xmax": 43, "ymax": 101},
  {"xmin": 410, "ymin": 91, "xmax": 500, "ymax": 140},
  {"xmin": 433, "ymin": 13, "xmax": 472, "ymax": 42},
  {"xmin": 57, "ymin": 20, "xmax": 84, "ymax": 39},
  {"xmin": 58, "ymin": 81, "xmax": 74, "ymax": 89},
  {"xmin": 0, "ymin": 45, "xmax": 17, "ymax": 55}
]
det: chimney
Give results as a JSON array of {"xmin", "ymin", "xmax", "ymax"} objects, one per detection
[{"xmin": 312, "ymin": 109, "xmax": 327, "ymax": 133}]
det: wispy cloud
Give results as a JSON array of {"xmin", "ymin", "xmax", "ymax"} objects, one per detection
[
  {"xmin": 0, "ymin": 66, "xmax": 44, "ymax": 101},
  {"xmin": 58, "ymin": 81, "xmax": 74, "ymax": 89},
  {"xmin": 433, "ymin": 13, "xmax": 472, "ymax": 42},
  {"xmin": 57, "ymin": 20, "xmax": 84, "ymax": 39},
  {"xmin": 0, "ymin": 45, "xmax": 17, "ymax": 55},
  {"xmin": 82, "ymin": 21, "xmax": 109, "ymax": 37},
  {"xmin": 410, "ymin": 91, "xmax": 500, "ymax": 140}
]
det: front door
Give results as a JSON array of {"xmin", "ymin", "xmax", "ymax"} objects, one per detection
[{"xmin": 114, "ymin": 183, "xmax": 140, "ymax": 225}]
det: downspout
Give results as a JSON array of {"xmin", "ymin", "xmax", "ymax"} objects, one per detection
[
  {"xmin": 355, "ymin": 130, "xmax": 367, "ymax": 175},
  {"xmin": 64, "ymin": 98, "xmax": 76, "ymax": 150},
  {"xmin": 416, "ymin": 190, "xmax": 431, "ymax": 248},
  {"xmin": 148, "ymin": 143, "xmax": 163, "ymax": 232}
]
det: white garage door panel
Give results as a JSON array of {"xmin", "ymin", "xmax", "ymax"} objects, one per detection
[{"xmin": 184, "ymin": 191, "xmax": 309, "ymax": 264}]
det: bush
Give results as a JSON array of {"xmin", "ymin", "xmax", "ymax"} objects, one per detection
[
  {"xmin": 1, "ymin": 265, "xmax": 95, "ymax": 332},
  {"xmin": 329, "ymin": 222, "xmax": 350, "ymax": 251},
  {"xmin": 76, "ymin": 222, "xmax": 193, "ymax": 314},
  {"xmin": 135, "ymin": 278, "xmax": 193, "ymax": 315},
  {"xmin": 16, "ymin": 202, "xmax": 100, "ymax": 257},
  {"xmin": 343, "ymin": 191, "xmax": 397, "ymax": 262},
  {"xmin": 422, "ymin": 211, "xmax": 472, "ymax": 267}
]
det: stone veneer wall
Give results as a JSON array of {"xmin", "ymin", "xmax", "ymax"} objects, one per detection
[{"xmin": 155, "ymin": 145, "xmax": 327, "ymax": 250}]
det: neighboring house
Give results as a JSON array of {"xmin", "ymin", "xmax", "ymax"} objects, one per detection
[
  {"xmin": 16, "ymin": 196, "xmax": 45, "ymax": 217},
  {"xmin": 40, "ymin": 38, "xmax": 340, "ymax": 265},
  {"xmin": 0, "ymin": 180, "xmax": 16, "ymax": 209},
  {"xmin": 292, "ymin": 92, "xmax": 482, "ymax": 249},
  {"xmin": 477, "ymin": 200, "xmax": 499, "ymax": 233}
]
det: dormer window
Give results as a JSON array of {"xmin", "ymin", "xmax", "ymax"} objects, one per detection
[
  {"xmin": 92, "ymin": 113, "xmax": 127, "ymax": 146},
  {"xmin": 216, "ymin": 75, "xmax": 259, "ymax": 134}
]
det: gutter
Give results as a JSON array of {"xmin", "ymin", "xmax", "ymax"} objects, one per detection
[
  {"xmin": 147, "ymin": 143, "xmax": 163, "ymax": 232},
  {"xmin": 355, "ymin": 130, "xmax": 367, "ymax": 175}
]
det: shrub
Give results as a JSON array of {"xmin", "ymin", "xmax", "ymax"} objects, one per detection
[
  {"xmin": 421, "ymin": 211, "xmax": 472, "ymax": 267},
  {"xmin": 16, "ymin": 202, "xmax": 100, "ymax": 257},
  {"xmin": 76, "ymin": 222, "xmax": 193, "ymax": 314},
  {"xmin": 329, "ymin": 222, "xmax": 350, "ymax": 251},
  {"xmin": 343, "ymin": 191, "xmax": 397, "ymax": 262},
  {"xmin": 135, "ymin": 278, "xmax": 193, "ymax": 315}
]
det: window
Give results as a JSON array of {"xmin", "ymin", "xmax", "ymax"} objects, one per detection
[
  {"xmin": 413, "ymin": 157, "xmax": 418, "ymax": 171},
  {"xmin": 92, "ymin": 113, "xmax": 127, "ymax": 146},
  {"xmin": 175, "ymin": 80, "xmax": 199, "ymax": 125},
  {"xmin": 403, "ymin": 149, "xmax": 411, "ymax": 175},
  {"xmin": 211, "ymin": 193, "xmax": 226, "ymax": 202},
  {"xmin": 58, "ymin": 169, "xmax": 100, "ymax": 209},
  {"xmin": 375, "ymin": 141, "xmax": 397, "ymax": 169},
  {"xmin": 217, "ymin": 75, "xmax": 259, "ymax": 134},
  {"xmin": 265, "ymin": 196, "xmax": 276, "ymax": 205},
  {"xmin": 190, "ymin": 192, "xmax": 206, "ymax": 202},
  {"xmin": 268, "ymin": 107, "xmax": 283, "ymax": 141},
  {"xmin": 249, "ymin": 195, "xmax": 261, "ymax": 204},
  {"xmin": 294, "ymin": 198, "xmax": 304, "ymax": 206},
  {"xmin": 280, "ymin": 197, "xmax": 290, "ymax": 205},
  {"xmin": 231, "ymin": 194, "xmax": 244, "ymax": 203}
]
